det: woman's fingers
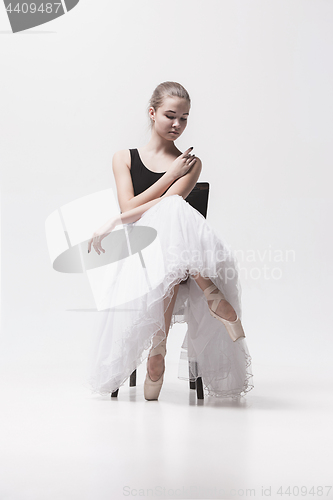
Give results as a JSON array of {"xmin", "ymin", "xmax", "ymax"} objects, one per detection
[
  {"xmin": 88, "ymin": 235, "xmax": 106, "ymax": 254},
  {"xmin": 88, "ymin": 217, "xmax": 117, "ymax": 254},
  {"xmin": 185, "ymin": 155, "xmax": 196, "ymax": 168},
  {"xmin": 93, "ymin": 237, "xmax": 105, "ymax": 255},
  {"xmin": 92, "ymin": 242, "xmax": 103, "ymax": 255},
  {"xmin": 185, "ymin": 153, "xmax": 196, "ymax": 162},
  {"xmin": 181, "ymin": 147, "xmax": 193, "ymax": 158},
  {"xmin": 185, "ymin": 156, "xmax": 197, "ymax": 173}
]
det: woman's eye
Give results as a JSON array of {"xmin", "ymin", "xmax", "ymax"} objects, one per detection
[{"xmin": 166, "ymin": 116, "xmax": 187, "ymax": 121}]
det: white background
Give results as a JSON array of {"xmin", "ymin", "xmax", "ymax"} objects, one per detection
[{"xmin": 1, "ymin": 1, "xmax": 332, "ymax": 499}]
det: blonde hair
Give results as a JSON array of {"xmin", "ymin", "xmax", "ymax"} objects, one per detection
[{"xmin": 147, "ymin": 81, "xmax": 191, "ymax": 130}]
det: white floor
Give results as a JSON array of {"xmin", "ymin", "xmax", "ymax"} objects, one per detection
[{"xmin": 1, "ymin": 328, "xmax": 332, "ymax": 500}]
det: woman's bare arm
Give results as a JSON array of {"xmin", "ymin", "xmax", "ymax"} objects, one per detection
[
  {"xmin": 88, "ymin": 157, "xmax": 202, "ymax": 254},
  {"xmin": 160, "ymin": 158, "xmax": 202, "ymax": 201},
  {"xmin": 112, "ymin": 150, "xmax": 178, "ymax": 213},
  {"xmin": 113, "ymin": 158, "xmax": 202, "ymax": 227}
]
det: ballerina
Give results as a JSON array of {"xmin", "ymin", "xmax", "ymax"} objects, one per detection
[{"xmin": 87, "ymin": 81, "xmax": 254, "ymax": 401}]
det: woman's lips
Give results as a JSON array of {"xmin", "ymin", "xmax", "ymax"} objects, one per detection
[{"xmin": 170, "ymin": 131, "xmax": 179, "ymax": 134}]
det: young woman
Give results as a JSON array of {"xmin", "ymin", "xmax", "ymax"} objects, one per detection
[{"xmin": 87, "ymin": 81, "xmax": 254, "ymax": 400}]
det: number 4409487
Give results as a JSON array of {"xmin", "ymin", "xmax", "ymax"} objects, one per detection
[{"xmin": 6, "ymin": 3, "xmax": 62, "ymax": 14}]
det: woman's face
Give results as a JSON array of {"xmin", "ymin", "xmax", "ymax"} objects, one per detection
[{"xmin": 150, "ymin": 96, "xmax": 190, "ymax": 141}]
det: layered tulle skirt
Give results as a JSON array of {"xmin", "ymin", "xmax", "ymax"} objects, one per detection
[{"xmin": 86, "ymin": 194, "xmax": 254, "ymax": 398}]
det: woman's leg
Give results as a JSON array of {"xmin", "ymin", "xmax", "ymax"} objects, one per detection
[
  {"xmin": 191, "ymin": 272, "xmax": 237, "ymax": 321},
  {"xmin": 147, "ymin": 283, "xmax": 180, "ymax": 381}
]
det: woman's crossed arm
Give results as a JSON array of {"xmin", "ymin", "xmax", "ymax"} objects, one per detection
[
  {"xmin": 116, "ymin": 157, "xmax": 202, "ymax": 225},
  {"xmin": 88, "ymin": 156, "xmax": 202, "ymax": 254}
]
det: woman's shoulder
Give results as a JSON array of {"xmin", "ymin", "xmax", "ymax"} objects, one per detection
[{"xmin": 112, "ymin": 149, "xmax": 132, "ymax": 171}]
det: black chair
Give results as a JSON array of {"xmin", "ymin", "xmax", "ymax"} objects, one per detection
[{"xmin": 111, "ymin": 182, "xmax": 210, "ymax": 400}]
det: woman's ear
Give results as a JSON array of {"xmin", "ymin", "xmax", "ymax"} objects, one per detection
[{"xmin": 148, "ymin": 106, "xmax": 155, "ymax": 122}]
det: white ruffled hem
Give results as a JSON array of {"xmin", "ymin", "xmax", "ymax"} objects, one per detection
[{"xmin": 85, "ymin": 195, "xmax": 254, "ymax": 398}]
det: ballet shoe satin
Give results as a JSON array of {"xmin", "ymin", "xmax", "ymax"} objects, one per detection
[
  {"xmin": 144, "ymin": 337, "xmax": 167, "ymax": 401},
  {"xmin": 203, "ymin": 284, "xmax": 246, "ymax": 342}
]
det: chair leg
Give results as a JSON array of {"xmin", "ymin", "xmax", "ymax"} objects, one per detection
[
  {"xmin": 129, "ymin": 369, "xmax": 136, "ymax": 386},
  {"xmin": 111, "ymin": 360, "xmax": 204, "ymax": 399},
  {"xmin": 188, "ymin": 360, "xmax": 204, "ymax": 398},
  {"xmin": 111, "ymin": 369, "xmax": 136, "ymax": 398},
  {"xmin": 196, "ymin": 377, "xmax": 204, "ymax": 400},
  {"xmin": 189, "ymin": 360, "xmax": 196, "ymax": 389}
]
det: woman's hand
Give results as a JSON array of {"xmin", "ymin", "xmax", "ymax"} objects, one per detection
[
  {"xmin": 170, "ymin": 147, "xmax": 197, "ymax": 179},
  {"xmin": 87, "ymin": 216, "xmax": 118, "ymax": 255}
]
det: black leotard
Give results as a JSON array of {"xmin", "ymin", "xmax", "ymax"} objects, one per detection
[{"xmin": 129, "ymin": 148, "xmax": 175, "ymax": 197}]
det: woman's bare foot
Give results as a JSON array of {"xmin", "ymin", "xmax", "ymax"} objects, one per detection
[{"xmin": 147, "ymin": 354, "xmax": 165, "ymax": 382}]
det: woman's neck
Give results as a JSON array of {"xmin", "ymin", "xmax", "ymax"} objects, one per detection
[{"xmin": 142, "ymin": 131, "xmax": 180, "ymax": 156}]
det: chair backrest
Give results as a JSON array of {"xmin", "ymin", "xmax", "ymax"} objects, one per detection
[{"xmin": 185, "ymin": 182, "xmax": 210, "ymax": 218}]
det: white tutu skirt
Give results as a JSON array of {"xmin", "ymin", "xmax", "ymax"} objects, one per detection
[{"xmin": 87, "ymin": 194, "xmax": 254, "ymax": 398}]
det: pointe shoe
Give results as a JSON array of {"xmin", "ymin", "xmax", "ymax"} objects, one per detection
[
  {"xmin": 144, "ymin": 337, "xmax": 167, "ymax": 401},
  {"xmin": 203, "ymin": 284, "xmax": 246, "ymax": 342}
]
